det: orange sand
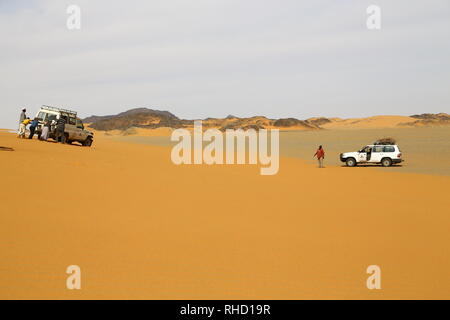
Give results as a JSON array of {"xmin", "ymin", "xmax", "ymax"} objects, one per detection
[
  {"xmin": 0, "ymin": 131, "xmax": 449, "ymax": 299},
  {"xmin": 86, "ymin": 126, "xmax": 174, "ymax": 137}
]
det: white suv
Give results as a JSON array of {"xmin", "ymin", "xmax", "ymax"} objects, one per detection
[{"xmin": 340, "ymin": 144, "xmax": 403, "ymax": 167}]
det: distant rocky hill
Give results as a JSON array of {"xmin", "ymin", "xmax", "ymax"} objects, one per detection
[
  {"xmin": 273, "ymin": 118, "xmax": 317, "ymax": 129},
  {"xmin": 410, "ymin": 113, "xmax": 450, "ymax": 120},
  {"xmin": 84, "ymin": 108, "xmax": 184, "ymax": 131},
  {"xmin": 307, "ymin": 117, "xmax": 333, "ymax": 126},
  {"xmin": 83, "ymin": 108, "xmax": 178, "ymax": 123},
  {"xmin": 84, "ymin": 108, "xmax": 322, "ymax": 131},
  {"xmin": 404, "ymin": 113, "xmax": 450, "ymax": 126},
  {"xmin": 84, "ymin": 108, "xmax": 450, "ymax": 132}
]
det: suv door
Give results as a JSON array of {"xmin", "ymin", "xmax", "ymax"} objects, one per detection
[
  {"xmin": 383, "ymin": 146, "xmax": 397, "ymax": 160},
  {"xmin": 358, "ymin": 146, "xmax": 369, "ymax": 162},
  {"xmin": 64, "ymin": 115, "xmax": 78, "ymax": 140},
  {"xmin": 371, "ymin": 146, "xmax": 384, "ymax": 162},
  {"xmin": 76, "ymin": 119, "xmax": 87, "ymax": 141}
]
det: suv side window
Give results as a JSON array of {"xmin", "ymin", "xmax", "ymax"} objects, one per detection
[
  {"xmin": 47, "ymin": 114, "xmax": 57, "ymax": 122},
  {"xmin": 384, "ymin": 146, "xmax": 395, "ymax": 152},
  {"xmin": 373, "ymin": 146, "xmax": 384, "ymax": 153}
]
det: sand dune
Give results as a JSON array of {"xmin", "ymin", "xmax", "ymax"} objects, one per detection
[
  {"xmin": 1, "ymin": 131, "xmax": 449, "ymax": 299},
  {"xmin": 318, "ymin": 115, "xmax": 416, "ymax": 129}
]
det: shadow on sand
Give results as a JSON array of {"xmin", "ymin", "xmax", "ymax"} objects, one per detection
[
  {"xmin": 37, "ymin": 139, "xmax": 85, "ymax": 147},
  {"xmin": 340, "ymin": 164, "xmax": 403, "ymax": 168}
]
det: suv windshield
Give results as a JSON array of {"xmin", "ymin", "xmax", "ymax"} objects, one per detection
[{"xmin": 37, "ymin": 112, "xmax": 47, "ymax": 120}]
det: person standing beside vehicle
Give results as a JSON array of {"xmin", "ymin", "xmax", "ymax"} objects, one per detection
[
  {"xmin": 18, "ymin": 108, "xmax": 27, "ymax": 131},
  {"xmin": 28, "ymin": 118, "xmax": 39, "ymax": 139},
  {"xmin": 40, "ymin": 120, "xmax": 51, "ymax": 141},
  {"xmin": 55, "ymin": 116, "xmax": 66, "ymax": 143},
  {"xmin": 314, "ymin": 145, "xmax": 325, "ymax": 168},
  {"xmin": 18, "ymin": 117, "xmax": 31, "ymax": 139}
]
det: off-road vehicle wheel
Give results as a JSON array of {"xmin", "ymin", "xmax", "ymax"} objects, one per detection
[
  {"xmin": 381, "ymin": 158, "xmax": 392, "ymax": 167},
  {"xmin": 83, "ymin": 137, "xmax": 93, "ymax": 147},
  {"xmin": 346, "ymin": 158, "xmax": 356, "ymax": 167}
]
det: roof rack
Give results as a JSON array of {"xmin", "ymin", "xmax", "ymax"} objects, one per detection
[{"xmin": 41, "ymin": 105, "xmax": 77, "ymax": 116}]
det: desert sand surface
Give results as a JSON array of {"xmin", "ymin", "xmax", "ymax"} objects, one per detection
[
  {"xmin": 113, "ymin": 126, "xmax": 450, "ymax": 176},
  {"xmin": 102, "ymin": 127, "xmax": 174, "ymax": 137},
  {"xmin": 279, "ymin": 126, "xmax": 450, "ymax": 176},
  {"xmin": 1, "ymin": 130, "xmax": 449, "ymax": 299}
]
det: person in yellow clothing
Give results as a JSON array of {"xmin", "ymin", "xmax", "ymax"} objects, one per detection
[{"xmin": 18, "ymin": 118, "xmax": 31, "ymax": 139}]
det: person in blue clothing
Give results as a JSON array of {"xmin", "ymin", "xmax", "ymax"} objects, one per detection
[{"xmin": 28, "ymin": 118, "xmax": 39, "ymax": 139}]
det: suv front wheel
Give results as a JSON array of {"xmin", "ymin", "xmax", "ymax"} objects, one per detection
[
  {"xmin": 381, "ymin": 158, "xmax": 392, "ymax": 167},
  {"xmin": 83, "ymin": 137, "xmax": 93, "ymax": 147},
  {"xmin": 346, "ymin": 158, "xmax": 357, "ymax": 167}
]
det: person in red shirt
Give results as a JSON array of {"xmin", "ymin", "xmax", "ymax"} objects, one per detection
[{"xmin": 314, "ymin": 145, "xmax": 325, "ymax": 168}]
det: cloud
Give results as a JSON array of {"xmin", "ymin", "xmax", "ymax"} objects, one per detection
[{"xmin": 1, "ymin": 0, "xmax": 449, "ymax": 128}]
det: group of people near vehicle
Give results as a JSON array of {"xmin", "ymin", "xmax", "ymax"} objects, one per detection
[{"xmin": 17, "ymin": 108, "xmax": 67, "ymax": 143}]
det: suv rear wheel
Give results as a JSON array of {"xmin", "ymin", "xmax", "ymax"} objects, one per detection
[
  {"xmin": 381, "ymin": 158, "xmax": 392, "ymax": 167},
  {"xmin": 346, "ymin": 158, "xmax": 356, "ymax": 167}
]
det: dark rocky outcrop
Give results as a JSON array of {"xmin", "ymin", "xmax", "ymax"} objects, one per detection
[
  {"xmin": 273, "ymin": 118, "xmax": 319, "ymax": 129},
  {"xmin": 307, "ymin": 117, "xmax": 332, "ymax": 126},
  {"xmin": 84, "ymin": 108, "xmax": 182, "ymax": 131},
  {"xmin": 403, "ymin": 113, "xmax": 450, "ymax": 126}
]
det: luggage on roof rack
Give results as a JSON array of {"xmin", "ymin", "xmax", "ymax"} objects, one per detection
[{"xmin": 374, "ymin": 137, "xmax": 396, "ymax": 145}]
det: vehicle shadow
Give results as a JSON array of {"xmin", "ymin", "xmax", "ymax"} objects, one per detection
[
  {"xmin": 340, "ymin": 164, "xmax": 403, "ymax": 168},
  {"xmin": 39, "ymin": 139, "xmax": 85, "ymax": 147}
]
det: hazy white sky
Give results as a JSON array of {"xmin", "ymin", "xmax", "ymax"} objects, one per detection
[{"xmin": 1, "ymin": 0, "xmax": 449, "ymax": 128}]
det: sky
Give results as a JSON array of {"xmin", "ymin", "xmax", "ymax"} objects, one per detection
[{"xmin": 1, "ymin": 0, "xmax": 449, "ymax": 129}]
